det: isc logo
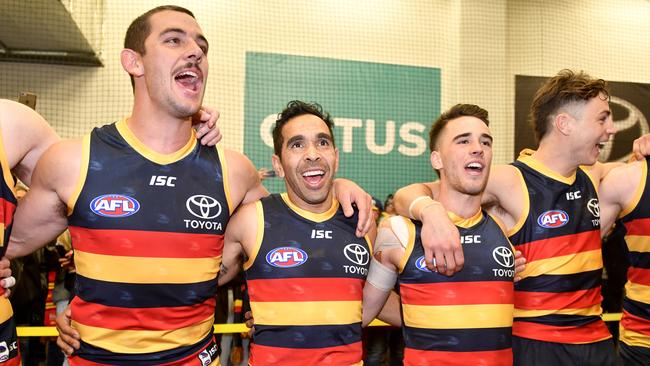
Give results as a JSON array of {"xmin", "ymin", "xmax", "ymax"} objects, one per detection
[
  {"xmin": 311, "ymin": 229, "xmax": 332, "ymax": 239},
  {"xmin": 90, "ymin": 194, "xmax": 140, "ymax": 217},
  {"xmin": 537, "ymin": 210, "xmax": 569, "ymax": 228},
  {"xmin": 266, "ymin": 247, "xmax": 308, "ymax": 268}
]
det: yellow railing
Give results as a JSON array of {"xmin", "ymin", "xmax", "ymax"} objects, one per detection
[{"xmin": 16, "ymin": 316, "xmax": 623, "ymax": 337}]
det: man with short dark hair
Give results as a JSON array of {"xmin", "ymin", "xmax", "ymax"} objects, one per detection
[
  {"xmin": 6, "ymin": 7, "xmax": 372, "ymax": 365},
  {"xmin": 364, "ymin": 104, "xmax": 517, "ymax": 365},
  {"xmin": 218, "ymin": 100, "xmax": 374, "ymax": 365}
]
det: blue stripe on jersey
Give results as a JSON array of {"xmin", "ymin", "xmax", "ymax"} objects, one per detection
[
  {"xmin": 624, "ymin": 297, "xmax": 650, "ymax": 320},
  {"xmin": 253, "ymin": 324, "xmax": 362, "ymax": 348},
  {"xmin": 403, "ymin": 326, "xmax": 512, "ymax": 352},
  {"xmin": 75, "ymin": 274, "xmax": 217, "ymax": 308},
  {"xmin": 514, "ymin": 269, "xmax": 602, "ymax": 292},
  {"xmin": 75, "ymin": 332, "xmax": 214, "ymax": 365},
  {"xmin": 514, "ymin": 314, "xmax": 601, "ymax": 327}
]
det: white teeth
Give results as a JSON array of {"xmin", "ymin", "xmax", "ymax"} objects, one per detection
[
  {"xmin": 177, "ymin": 71, "xmax": 198, "ymax": 79},
  {"xmin": 466, "ymin": 162, "xmax": 482, "ymax": 169},
  {"xmin": 302, "ymin": 170, "xmax": 324, "ymax": 177}
]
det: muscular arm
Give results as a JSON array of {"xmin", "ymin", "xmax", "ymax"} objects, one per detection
[
  {"xmin": 393, "ymin": 182, "xmax": 462, "ymax": 275},
  {"xmin": 332, "ymin": 178, "xmax": 373, "ymax": 237},
  {"xmin": 6, "ymin": 139, "xmax": 80, "ymax": 258},
  {"xmin": 0, "ymin": 99, "xmax": 60, "ymax": 185},
  {"xmin": 218, "ymin": 202, "xmax": 258, "ymax": 286},
  {"xmin": 598, "ymin": 161, "xmax": 643, "ymax": 235}
]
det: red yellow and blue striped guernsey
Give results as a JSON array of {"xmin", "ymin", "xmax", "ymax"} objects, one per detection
[
  {"xmin": 617, "ymin": 157, "xmax": 650, "ymax": 351},
  {"xmin": 509, "ymin": 151, "xmax": 610, "ymax": 344},
  {"xmin": 245, "ymin": 193, "xmax": 371, "ymax": 365},
  {"xmin": 397, "ymin": 211, "xmax": 515, "ymax": 366},
  {"xmin": 0, "ymin": 125, "xmax": 21, "ymax": 365},
  {"xmin": 67, "ymin": 119, "xmax": 231, "ymax": 365}
]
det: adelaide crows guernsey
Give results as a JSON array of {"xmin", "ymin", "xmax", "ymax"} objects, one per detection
[
  {"xmin": 509, "ymin": 151, "xmax": 610, "ymax": 344},
  {"xmin": 245, "ymin": 193, "xmax": 371, "ymax": 366},
  {"xmin": 397, "ymin": 211, "xmax": 515, "ymax": 366},
  {"xmin": 617, "ymin": 157, "xmax": 650, "ymax": 349},
  {"xmin": 0, "ymin": 126, "xmax": 20, "ymax": 365},
  {"xmin": 67, "ymin": 119, "xmax": 230, "ymax": 366}
]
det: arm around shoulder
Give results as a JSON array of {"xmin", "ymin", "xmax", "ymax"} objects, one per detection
[
  {"xmin": 219, "ymin": 200, "xmax": 259, "ymax": 286},
  {"xmin": 223, "ymin": 149, "xmax": 268, "ymax": 208}
]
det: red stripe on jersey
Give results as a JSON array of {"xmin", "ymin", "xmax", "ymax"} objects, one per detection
[
  {"xmin": 2, "ymin": 353, "xmax": 21, "ymax": 366},
  {"xmin": 621, "ymin": 310, "xmax": 650, "ymax": 335},
  {"xmin": 514, "ymin": 287, "xmax": 602, "ymax": 310},
  {"xmin": 627, "ymin": 267, "xmax": 650, "ymax": 287},
  {"xmin": 247, "ymin": 277, "xmax": 364, "ymax": 302},
  {"xmin": 624, "ymin": 218, "xmax": 650, "ymax": 236},
  {"xmin": 514, "ymin": 230, "xmax": 600, "ymax": 262},
  {"xmin": 400, "ymin": 281, "xmax": 514, "ymax": 306},
  {"xmin": 249, "ymin": 341, "xmax": 362, "ymax": 365},
  {"xmin": 70, "ymin": 227, "xmax": 223, "ymax": 258},
  {"xmin": 512, "ymin": 319, "xmax": 611, "ymax": 343},
  {"xmin": 403, "ymin": 347, "xmax": 512, "ymax": 366},
  {"xmin": 0, "ymin": 197, "xmax": 15, "ymax": 226},
  {"xmin": 71, "ymin": 297, "xmax": 216, "ymax": 331}
]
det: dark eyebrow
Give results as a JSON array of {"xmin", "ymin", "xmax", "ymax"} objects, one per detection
[
  {"xmin": 481, "ymin": 133, "xmax": 493, "ymax": 143},
  {"xmin": 160, "ymin": 28, "xmax": 209, "ymax": 48},
  {"xmin": 452, "ymin": 132, "xmax": 493, "ymax": 143},
  {"xmin": 317, "ymin": 132, "xmax": 333, "ymax": 141},
  {"xmin": 286, "ymin": 135, "xmax": 304, "ymax": 147}
]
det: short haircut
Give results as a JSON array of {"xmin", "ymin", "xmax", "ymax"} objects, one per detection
[
  {"xmin": 428, "ymin": 104, "xmax": 489, "ymax": 152},
  {"xmin": 530, "ymin": 69, "xmax": 610, "ymax": 142},
  {"xmin": 272, "ymin": 100, "xmax": 336, "ymax": 156},
  {"xmin": 123, "ymin": 5, "xmax": 195, "ymax": 89}
]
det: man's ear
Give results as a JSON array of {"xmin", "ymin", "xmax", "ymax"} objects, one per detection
[
  {"xmin": 120, "ymin": 49, "xmax": 144, "ymax": 78},
  {"xmin": 271, "ymin": 154, "xmax": 285, "ymax": 178},
  {"xmin": 430, "ymin": 150, "xmax": 443, "ymax": 170},
  {"xmin": 554, "ymin": 113, "xmax": 574, "ymax": 136}
]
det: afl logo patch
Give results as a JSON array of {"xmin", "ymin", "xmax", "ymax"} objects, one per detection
[
  {"xmin": 415, "ymin": 256, "xmax": 433, "ymax": 272},
  {"xmin": 90, "ymin": 194, "xmax": 140, "ymax": 217},
  {"xmin": 537, "ymin": 210, "xmax": 569, "ymax": 228},
  {"xmin": 266, "ymin": 247, "xmax": 308, "ymax": 268}
]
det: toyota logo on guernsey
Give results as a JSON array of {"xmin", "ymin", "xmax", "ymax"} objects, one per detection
[
  {"xmin": 186, "ymin": 195, "xmax": 222, "ymax": 219},
  {"xmin": 90, "ymin": 194, "xmax": 140, "ymax": 217},
  {"xmin": 537, "ymin": 210, "xmax": 569, "ymax": 228},
  {"xmin": 344, "ymin": 244, "xmax": 369, "ymax": 266},
  {"xmin": 266, "ymin": 247, "xmax": 308, "ymax": 268}
]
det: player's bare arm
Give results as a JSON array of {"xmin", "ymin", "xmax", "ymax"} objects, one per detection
[
  {"xmin": 6, "ymin": 139, "xmax": 81, "ymax": 258},
  {"xmin": 598, "ymin": 161, "xmax": 644, "ymax": 235},
  {"xmin": 218, "ymin": 201, "xmax": 258, "ymax": 286}
]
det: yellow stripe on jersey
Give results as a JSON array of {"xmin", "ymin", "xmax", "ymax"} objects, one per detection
[
  {"xmin": 620, "ymin": 160, "xmax": 647, "ymax": 218},
  {"xmin": 243, "ymin": 201, "xmax": 264, "ymax": 270},
  {"xmin": 517, "ymin": 152, "xmax": 576, "ymax": 185},
  {"xmin": 0, "ymin": 297, "xmax": 13, "ymax": 323},
  {"xmin": 280, "ymin": 192, "xmax": 339, "ymax": 222},
  {"xmin": 116, "ymin": 119, "xmax": 197, "ymax": 165},
  {"xmin": 397, "ymin": 217, "xmax": 416, "ymax": 274},
  {"xmin": 623, "ymin": 235, "xmax": 650, "ymax": 253},
  {"xmin": 620, "ymin": 326, "xmax": 650, "ymax": 348},
  {"xmin": 402, "ymin": 303, "xmax": 514, "ymax": 329},
  {"xmin": 520, "ymin": 249, "xmax": 602, "ymax": 277},
  {"xmin": 216, "ymin": 145, "xmax": 233, "ymax": 215},
  {"xmin": 251, "ymin": 300, "xmax": 361, "ymax": 326},
  {"xmin": 67, "ymin": 135, "xmax": 90, "ymax": 216},
  {"xmin": 514, "ymin": 303, "xmax": 602, "ymax": 318},
  {"xmin": 72, "ymin": 315, "xmax": 214, "ymax": 354},
  {"xmin": 74, "ymin": 251, "xmax": 220, "ymax": 284},
  {"xmin": 0, "ymin": 126, "xmax": 15, "ymax": 199},
  {"xmin": 507, "ymin": 168, "xmax": 530, "ymax": 237},
  {"xmin": 0, "ymin": 223, "xmax": 4, "ymax": 247},
  {"xmin": 625, "ymin": 281, "xmax": 650, "ymax": 304}
]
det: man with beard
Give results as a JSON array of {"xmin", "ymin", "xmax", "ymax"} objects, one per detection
[
  {"xmin": 363, "ymin": 104, "xmax": 516, "ymax": 365},
  {"xmin": 5, "ymin": 6, "xmax": 372, "ymax": 366}
]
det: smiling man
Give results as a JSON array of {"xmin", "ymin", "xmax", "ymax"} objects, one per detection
[
  {"xmin": 218, "ymin": 100, "xmax": 374, "ymax": 365},
  {"xmin": 3, "ymin": 5, "xmax": 374, "ymax": 366},
  {"xmin": 363, "ymin": 104, "xmax": 517, "ymax": 366},
  {"xmin": 394, "ymin": 70, "xmax": 621, "ymax": 365}
]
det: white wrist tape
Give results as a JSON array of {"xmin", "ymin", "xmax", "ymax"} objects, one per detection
[
  {"xmin": 366, "ymin": 257, "xmax": 397, "ymax": 292},
  {"xmin": 408, "ymin": 196, "xmax": 434, "ymax": 220}
]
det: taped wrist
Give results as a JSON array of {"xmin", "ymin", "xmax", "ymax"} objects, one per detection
[{"xmin": 366, "ymin": 257, "xmax": 397, "ymax": 292}]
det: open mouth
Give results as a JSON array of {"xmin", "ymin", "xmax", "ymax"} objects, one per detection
[
  {"xmin": 465, "ymin": 162, "xmax": 484, "ymax": 174},
  {"xmin": 174, "ymin": 69, "xmax": 202, "ymax": 93},
  {"xmin": 302, "ymin": 169, "xmax": 326, "ymax": 187}
]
